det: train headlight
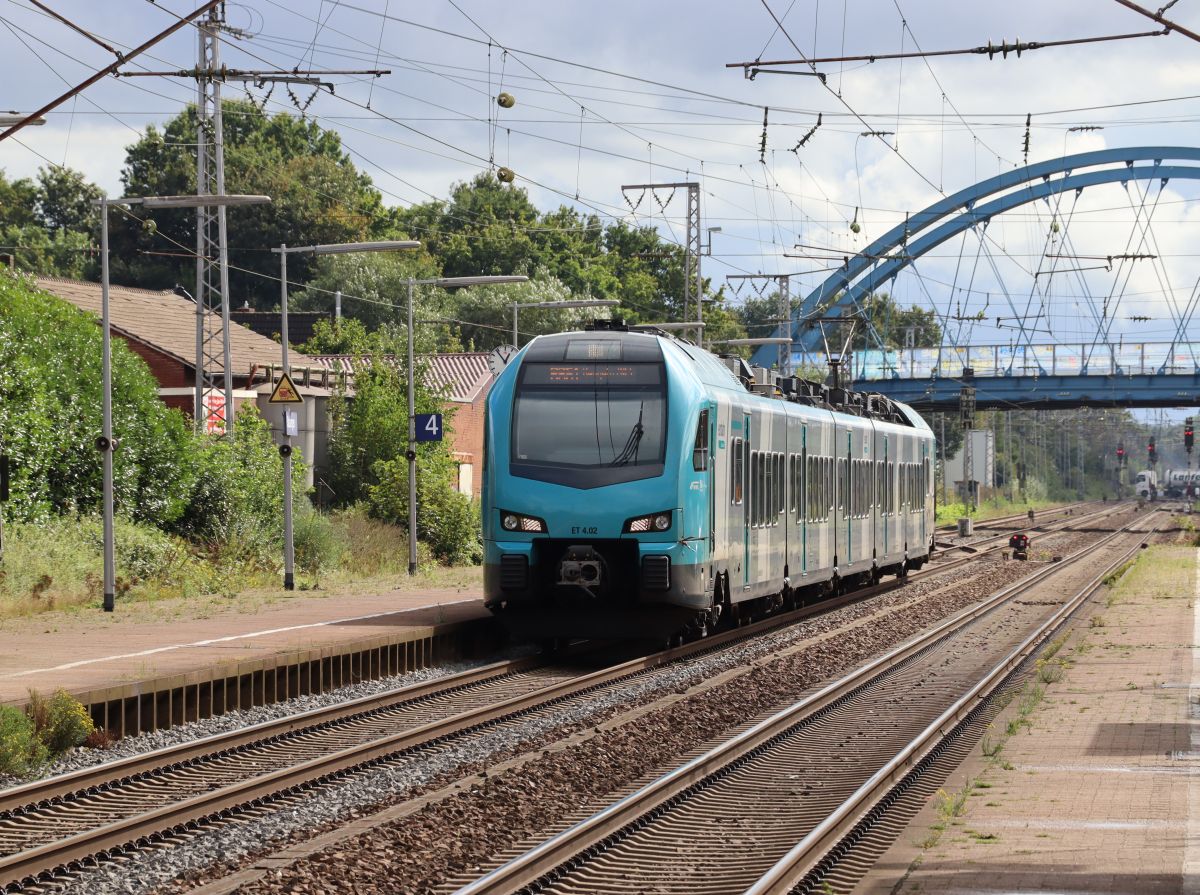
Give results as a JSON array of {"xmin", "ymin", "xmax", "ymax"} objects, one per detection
[
  {"xmin": 499, "ymin": 511, "xmax": 546, "ymax": 533},
  {"xmin": 624, "ymin": 510, "xmax": 672, "ymax": 533}
]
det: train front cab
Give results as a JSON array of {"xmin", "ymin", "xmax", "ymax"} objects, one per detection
[{"xmin": 482, "ymin": 331, "xmax": 714, "ymax": 639}]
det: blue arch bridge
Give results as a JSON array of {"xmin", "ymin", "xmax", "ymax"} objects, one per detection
[{"xmin": 751, "ymin": 147, "xmax": 1200, "ymax": 412}]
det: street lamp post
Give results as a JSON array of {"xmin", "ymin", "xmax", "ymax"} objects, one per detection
[
  {"xmin": 273, "ymin": 240, "xmax": 420, "ymax": 590},
  {"xmin": 407, "ymin": 275, "xmax": 528, "ymax": 574},
  {"xmin": 511, "ymin": 299, "xmax": 620, "ymax": 346},
  {"xmin": 96, "ymin": 193, "xmax": 270, "ymax": 612}
]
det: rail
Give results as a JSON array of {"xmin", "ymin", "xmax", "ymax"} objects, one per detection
[{"xmin": 452, "ymin": 510, "xmax": 1153, "ymax": 894}]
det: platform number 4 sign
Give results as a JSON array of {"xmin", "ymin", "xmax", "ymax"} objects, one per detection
[{"xmin": 414, "ymin": 413, "xmax": 443, "ymax": 443}]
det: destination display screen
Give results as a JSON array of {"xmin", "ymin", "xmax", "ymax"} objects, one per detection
[{"xmin": 521, "ymin": 363, "xmax": 662, "ymax": 386}]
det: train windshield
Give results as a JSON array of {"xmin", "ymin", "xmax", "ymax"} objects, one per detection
[{"xmin": 512, "ymin": 362, "xmax": 667, "ymax": 471}]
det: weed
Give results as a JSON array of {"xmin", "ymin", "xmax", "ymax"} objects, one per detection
[
  {"xmin": 1090, "ymin": 615, "xmax": 1106, "ymax": 629},
  {"xmin": 1041, "ymin": 634, "xmax": 1069, "ymax": 660},
  {"xmin": 1037, "ymin": 662, "xmax": 1065, "ymax": 684},
  {"xmin": 1126, "ymin": 682, "xmax": 1139, "ymax": 690},
  {"xmin": 0, "ymin": 705, "xmax": 46, "ymax": 775},
  {"xmin": 936, "ymin": 782, "xmax": 973, "ymax": 820},
  {"xmin": 83, "ymin": 728, "xmax": 116, "ymax": 750},
  {"xmin": 981, "ymin": 737, "xmax": 1003, "ymax": 757}
]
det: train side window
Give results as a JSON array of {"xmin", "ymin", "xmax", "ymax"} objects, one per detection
[
  {"xmin": 776, "ymin": 453, "xmax": 785, "ymax": 520},
  {"xmin": 843, "ymin": 458, "xmax": 849, "ymax": 516},
  {"xmin": 798, "ymin": 451, "xmax": 806, "ymax": 522},
  {"xmin": 754, "ymin": 451, "xmax": 760, "ymax": 525},
  {"xmin": 760, "ymin": 452, "xmax": 768, "ymax": 525},
  {"xmin": 805, "ymin": 456, "xmax": 814, "ymax": 521},
  {"xmin": 748, "ymin": 451, "xmax": 757, "ymax": 522},
  {"xmin": 693, "ymin": 410, "xmax": 710, "ymax": 472},
  {"xmin": 887, "ymin": 461, "xmax": 894, "ymax": 514},
  {"xmin": 732, "ymin": 438, "xmax": 743, "ymax": 505},
  {"xmin": 825, "ymin": 456, "xmax": 833, "ymax": 520}
]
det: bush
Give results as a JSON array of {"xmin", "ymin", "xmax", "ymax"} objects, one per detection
[
  {"xmin": 172, "ymin": 406, "xmax": 305, "ymax": 564},
  {"xmin": 35, "ymin": 690, "xmax": 95, "ymax": 754},
  {"xmin": 293, "ymin": 507, "xmax": 346, "ymax": 582},
  {"xmin": 0, "ymin": 705, "xmax": 47, "ymax": 775},
  {"xmin": 368, "ymin": 454, "xmax": 481, "ymax": 565},
  {"xmin": 0, "ymin": 273, "xmax": 196, "ymax": 527}
]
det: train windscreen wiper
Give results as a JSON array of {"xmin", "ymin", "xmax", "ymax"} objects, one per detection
[{"xmin": 610, "ymin": 401, "xmax": 645, "ymax": 466}]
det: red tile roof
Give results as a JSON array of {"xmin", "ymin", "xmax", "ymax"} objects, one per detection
[
  {"xmin": 311, "ymin": 353, "xmax": 494, "ymax": 404},
  {"xmin": 37, "ymin": 276, "xmax": 318, "ymax": 375}
]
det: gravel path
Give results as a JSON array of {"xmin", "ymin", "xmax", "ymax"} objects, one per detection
[{"xmin": 20, "ymin": 515, "xmax": 1135, "ymax": 895}]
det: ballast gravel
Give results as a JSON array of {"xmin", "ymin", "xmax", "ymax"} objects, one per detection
[
  {"xmin": 26, "ymin": 519, "xmax": 1131, "ymax": 895},
  {"xmin": 0, "ymin": 647, "xmax": 535, "ymax": 791}
]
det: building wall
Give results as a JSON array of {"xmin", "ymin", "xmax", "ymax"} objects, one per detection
[
  {"xmin": 122, "ymin": 339, "xmax": 191, "ymax": 389},
  {"xmin": 450, "ymin": 397, "xmax": 486, "ymax": 500}
]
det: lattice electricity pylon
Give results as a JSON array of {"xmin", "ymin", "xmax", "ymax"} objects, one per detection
[
  {"xmin": 195, "ymin": 8, "xmax": 234, "ymax": 435},
  {"xmin": 620, "ymin": 181, "xmax": 701, "ymax": 334},
  {"xmin": 123, "ymin": 4, "xmax": 388, "ymax": 435},
  {"xmin": 725, "ymin": 273, "xmax": 796, "ymax": 376}
]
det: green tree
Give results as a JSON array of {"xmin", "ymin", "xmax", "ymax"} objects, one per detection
[
  {"xmin": 0, "ymin": 171, "xmax": 37, "ymax": 231},
  {"xmin": 111, "ymin": 101, "xmax": 389, "ymax": 307},
  {"xmin": 851, "ymin": 293, "xmax": 942, "ymax": 350},
  {"xmin": 35, "ymin": 166, "xmax": 102, "ymax": 235},
  {"xmin": 0, "ymin": 225, "xmax": 95, "ymax": 279},
  {"xmin": 446, "ymin": 272, "xmax": 605, "ymax": 352},
  {"xmin": 290, "ymin": 250, "xmax": 443, "ymax": 331},
  {"xmin": 0, "ymin": 273, "xmax": 195, "ymax": 525},
  {"xmin": 315, "ymin": 323, "xmax": 451, "ymax": 507},
  {"xmin": 396, "ymin": 173, "xmax": 544, "ymax": 279}
]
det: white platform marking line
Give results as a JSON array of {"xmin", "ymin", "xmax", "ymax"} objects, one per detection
[
  {"xmin": 0, "ymin": 598, "xmax": 476, "ymax": 680},
  {"xmin": 1185, "ymin": 549, "xmax": 1200, "ymax": 895}
]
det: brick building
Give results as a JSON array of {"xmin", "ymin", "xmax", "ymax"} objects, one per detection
[
  {"xmin": 37, "ymin": 277, "xmax": 333, "ymax": 484},
  {"xmin": 37, "ymin": 276, "xmax": 325, "ymax": 413}
]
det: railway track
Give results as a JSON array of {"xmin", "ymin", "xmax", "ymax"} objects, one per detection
[
  {"xmin": 933, "ymin": 498, "xmax": 1092, "ymax": 535},
  {"xmin": 450, "ymin": 510, "xmax": 1159, "ymax": 895},
  {"xmin": 0, "ymin": 501, "xmax": 1133, "ymax": 893}
]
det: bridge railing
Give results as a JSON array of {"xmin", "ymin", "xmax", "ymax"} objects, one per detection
[{"xmin": 793, "ymin": 343, "xmax": 1200, "ymax": 382}]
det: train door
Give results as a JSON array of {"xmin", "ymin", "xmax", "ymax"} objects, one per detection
[
  {"xmin": 882, "ymin": 434, "xmax": 889, "ymax": 557},
  {"xmin": 687, "ymin": 402, "xmax": 716, "ymax": 556},
  {"xmin": 801, "ymin": 424, "xmax": 811, "ymax": 575},
  {"xmin": 700, "ymin": 400, "xmax": 710, "ymax": 547},
  {"xmin": 921, "ymin": 442, "xmax": 929, "ymax": 548},
  {"xmin": 743, "ymin": 410, "xmax": 751, "ymax": 590}
]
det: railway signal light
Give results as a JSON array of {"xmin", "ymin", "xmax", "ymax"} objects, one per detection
[
  {"xmin": 1116, "ymin": 443, "xmax": 1125, "ymax": 465},
  {"xmin": 1186, "ymin": 418, "xmax": 1194, "ymax": 453},
  {"xmin": 1149, "ymin": 437, "xmax": 1157, "ymax": 464}
]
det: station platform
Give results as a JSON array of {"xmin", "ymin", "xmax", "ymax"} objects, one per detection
[
  {"xmin": 0, "ymin": 581, "xmax": 492, "ymax": 736},
  {"xmin": 861, "ymin": 543, "xmax": 1200, "ymax": 894}
]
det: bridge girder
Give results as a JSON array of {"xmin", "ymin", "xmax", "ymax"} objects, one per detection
[
  {"xmin": 753, "ymin": 146, "xmax": 1200, "ymax": 364},
  {"xmin": 865, "ymin": 372, "xmax": 1200, "ymax": 412}
]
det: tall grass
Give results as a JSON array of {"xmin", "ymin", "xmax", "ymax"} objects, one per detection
[{"xmin": 0, "ymin": 506, "xmax": 454, "ymax": 618}]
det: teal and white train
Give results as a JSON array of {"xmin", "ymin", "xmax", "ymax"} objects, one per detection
[{"xmin": 482, "ymin": 325, "xmax": 936, "ymax": 640}]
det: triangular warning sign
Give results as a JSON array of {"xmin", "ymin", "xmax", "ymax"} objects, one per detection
[{"xmin": 269, "ymin": 372, "xmax": 304, "ymax": 404}]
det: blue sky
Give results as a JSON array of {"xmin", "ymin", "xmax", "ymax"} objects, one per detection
[{"xmin": 3, "ymin": 0, "xmax": 1200, "ymax": 353}]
